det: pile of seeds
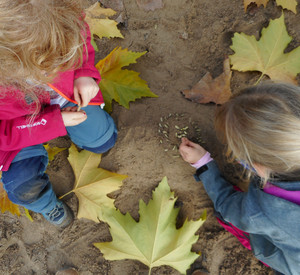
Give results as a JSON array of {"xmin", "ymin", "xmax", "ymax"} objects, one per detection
[{"xmin": 157, "ymin": 113, "xmax": 204, "ymax": 156}]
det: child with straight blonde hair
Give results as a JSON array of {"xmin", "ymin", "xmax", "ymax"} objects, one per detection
[
  {"xmin": 180, "ymin": 83, "xmax": 300, "ymax": 275},
  {"xmin": 0, "ymin": 0, "xmax": 117, "ymax": 228}
]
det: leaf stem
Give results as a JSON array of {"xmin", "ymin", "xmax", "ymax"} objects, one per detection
[
  {"xmin": 59, "ymin": 190, "xmax": 74, "ymax": 199},
  {"xmin": 148, "ymin": 267, "xmax": 152, "ymax": 275},
  {"xmin": 254, "ymin": 73, "xmax": 264, "ymax": 85}
]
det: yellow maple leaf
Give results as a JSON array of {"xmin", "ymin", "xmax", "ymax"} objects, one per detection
[
  {"xmin": 182, "ymin": 58, "xmax": 232, "ymax": 105},
  {"xmin": 85, "ymin": 2, "xmax": 124, "ymax": 39},
  {"xmin": 94, "ymin": 177, "xmax": 206, "ymax": 274},
  {"xmin": 96, "ymin": 47, "xmax": 158, "ymax": 113},
  {"xmin": 60, "ymin": 144, "xmax": 127, "ymax": 222},
  {"xmin": 230, "ymin": 14, "xmax": 300, "ymax": 84},
  {"xmin": 244, "ymin": 0, "xmax": 297, "ymax": 13},
  {"xmin": 0, "ymin": 181, "xmax": 21, "ymax": 216}
]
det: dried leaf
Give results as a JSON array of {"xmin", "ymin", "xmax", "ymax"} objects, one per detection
[
  {"xmin": 230, "ymin": 14, "xmax": 300, "ymax": 84},
  {"xmin": 136, "ymin": 0, "xmax": 164, "ymax": 11},
  {"xmin": 60, "ymin": 144, "xmax": 127, "ymax": 222},
  {"xmin": 244, "ymin": 0, "xmax": 268, "ymax": 11},
  {"xmin": 85, "ymin": 2, "xmax": 124, "ymax": 39},
  {"xmin": 44, "ymin": 144, "xmax": 66, "ymax": 162},
  {"xmin": 244, "ymin": 0, "xmax": 297, "ymax": 13},
  {"xmin": 94, "ymin": 177, "xmax": 206, "ymax": 274},
  {"xmin": 182, "ymin": 58, "xmax": 232, "ymax": 105},
  {"xmin": 96, "ymin": 47, "xmax": 158, "ymax": 113}
]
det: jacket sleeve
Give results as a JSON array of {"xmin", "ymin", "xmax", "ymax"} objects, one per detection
[
  {"xmin": 196, "ymin": 160, "xmax": 260, "ymax": 232},
  {"xmin": 0, "ymin": 105, "xmax": 67, "ymax": 151},
  {"xmin": 74, "ymin": 22, "xmax": 101, "ymax": 83}
]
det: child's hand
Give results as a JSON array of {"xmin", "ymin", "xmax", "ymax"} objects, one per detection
[
  {"xmin": 61, "ymin": 106, "xmax": 87, "ymax": 126},
  {"xmin": 179, "ymin": 137, "xmax": 207, "ymax": 164},
  {"xmin": 73, "ymin": 77, "xmax": 99, "ymax": 108}
]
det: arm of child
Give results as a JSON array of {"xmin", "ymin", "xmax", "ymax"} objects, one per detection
[
  {"xmin": 73, "ymin": 76, "xmax": 99, "ymax": 108},
  {"xmin": 179, "ymin": 138, "xmax": 258, "ymax": 233},
  {"xmin": 73, "ymin": 22, "xmax": 101, "ymax": 107},
  {"xmin": 0, "ymin": 105, "xmax": 68, "ymax": 151},
  {"xmin": 179, "ymin": 137, "xmax": 210, "ymax": 166},
  {"xmin": 74, "ymin": 22, "xmax": 101, "ymax": 83}
]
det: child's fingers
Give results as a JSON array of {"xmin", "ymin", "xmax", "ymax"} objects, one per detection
[
  {"xmin": 61, "ymin": 111, "xmax": 87, "ymax": 126},
  {"xmin": 62, "ymin": 106, "xmax": 78, "ymax": 112},
  {"xmin": 73, "ymin": 86, "xmax": 82, "ymax": 107}
]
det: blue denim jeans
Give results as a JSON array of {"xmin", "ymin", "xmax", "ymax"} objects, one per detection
[{"xmin": 1, "ymin": 104, "xmax": 117, "ymax": 214}]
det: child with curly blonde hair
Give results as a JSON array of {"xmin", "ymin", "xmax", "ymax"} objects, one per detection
[
  {"xmin": 180, "ymin": 83, "xmax": 300, "ymax": 275},
  {"xmin": 0, "ymin": 0, "xmax": 117, "ymax": 228}
]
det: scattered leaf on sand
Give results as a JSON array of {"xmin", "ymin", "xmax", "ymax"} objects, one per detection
[
  {"xmin": 136, "ymin": 0, "xmax": 164, "ymax": 11},
  {"xmin": 244, "ymin": 0, "xmax": 297, "ymax": 13},
  {"xmin": 276, "ymin": 0, "xmax": 297, "ymax": 13},
  {"xmin": 244, "ymin": 0, "xmax": 268, "ymax": 11},
  {"xmin": 181, "ymin": 58, "xmax": 232, "ymax": 105},
  {"xmin": 60, "ymin": 144, "xmax": 127, "ymax": 222},
  {"xmin": 94, "ymin": 177, "xmax": 206, "ymax": 274},
  {"xmin": 230, "ymin": 14, "xmax": 300, "ymax": 84},
  {"xmin": 96, "ymin": 47, "xmax": 158, "ymax": 113},
  {"xmin": 85, "ymin": 2, "xmax": 124, "ymax": 39}
]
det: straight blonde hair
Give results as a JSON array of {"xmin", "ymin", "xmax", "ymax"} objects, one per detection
[
  {"xmin": 0, "ymin": 0, "xmax": 87, "ymax": 89},
  {"xmin": 215, "ymin": 83, "xmax": 300, "ymax": 184}
]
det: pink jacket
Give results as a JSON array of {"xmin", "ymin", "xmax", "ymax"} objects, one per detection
[{"xmin": 0, "ymin": 25, "xmax": 102, "ymax": 171}]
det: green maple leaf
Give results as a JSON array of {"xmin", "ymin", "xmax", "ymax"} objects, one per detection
[
  {"xmin": 94, "ymin": 177, "xmax": 206, "ymax": 274},
  {"xmin": 230, "ymin": 14, "xmax": 300, "ymax": 84},
  {"xmin": 95, "ymin": 47, "xmax": 158, "ymax": 113}
]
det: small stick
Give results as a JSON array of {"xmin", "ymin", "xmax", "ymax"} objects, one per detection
[{"xmin": 77, "ymin": 105, "xmax": 81, "ymax": 111}]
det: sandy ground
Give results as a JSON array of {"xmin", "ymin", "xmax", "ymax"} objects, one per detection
[{"xmin": 1, "ymin": 0, "xmax": 299, "ymax": 274}]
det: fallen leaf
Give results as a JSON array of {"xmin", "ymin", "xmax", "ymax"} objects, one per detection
[
  {"xmin": 230, "ymin": 14, "xmax": 300, "ymax": 84},
  {"xmin": 44, "ymin": 144, "xmax": 66, "ymax": 162},
  {"xmin": 94, "ymin": 177, "xmax": 206, "ymax": 274},
  {"xmin": 182, "ymin": 58, "xmax": 232, "ymax": 105},
  {"xmin": 276, "ymin": 0, "xmax": 297, "ymax": 13},
  {"xmin": 60, "ymin": 144, "xmax": 127, "ymax": 222},
  {"xmin": 24, "ymin": 208, "xmax": 33, "ymax": 222},
  {"xmin": 244, "ymin": 0, "xmax": 268, "ymax": 11},
  {"xmin": 95, "ymin": 47, "xmax": 158, "ymax": 113},
  {"xmin": 244, "ymin": 0, "xmax": 297, "ymax": 13},
  {"xmin": 0, "ymin": 181, "xmax": 21, "ymax": 216},
  {"xmin": 85, "ymin": 2, "xmax": 124, "ymax": 40},
  {"xmin": 136, "ymin": 0, "xmax": 164, "ymax": 11}
]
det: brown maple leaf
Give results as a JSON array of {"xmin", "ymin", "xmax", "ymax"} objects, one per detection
[
  {"xmin": 181, "ymin": 58, "xmax": 232, "ymax": 105},
  {"xmin": 244, "ymin": 0, "xmax": 268, "ymax": 11}
]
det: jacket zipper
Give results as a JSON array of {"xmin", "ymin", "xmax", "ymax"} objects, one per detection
[{"xmin": 47, "ymin": 83, "xmax": 103, "ymax": 106}]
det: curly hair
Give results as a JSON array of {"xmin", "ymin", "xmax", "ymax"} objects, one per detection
[{"xmin": 0, "ymin": 0, "xmax": 86, "ymax": 88}]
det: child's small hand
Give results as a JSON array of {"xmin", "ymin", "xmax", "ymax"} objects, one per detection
[
  {"xmin": 61, "ymin": 106, "xmax": 87, "ymax": 126},
  {"xmin": 179, "ymin": 137, "xmax": 207, "ymax": 164},
  {"xmin": 73, "ymin": 77, "xmax": 99, "ymax": 108}
]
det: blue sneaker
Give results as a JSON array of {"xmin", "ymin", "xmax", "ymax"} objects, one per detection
[{"xmin": 43, "ymin": 200, "xmax": 73, "ymax": 228}]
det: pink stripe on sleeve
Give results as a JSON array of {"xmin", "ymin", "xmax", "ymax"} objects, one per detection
[{"xmin": 191, "ymin": 151, "xmax": 213, "ymax": 169}]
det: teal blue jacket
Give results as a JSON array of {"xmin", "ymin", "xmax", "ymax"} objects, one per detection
[{"xmin": 196, "ymin": 161, "xmax": 300, "ymax": 275}]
